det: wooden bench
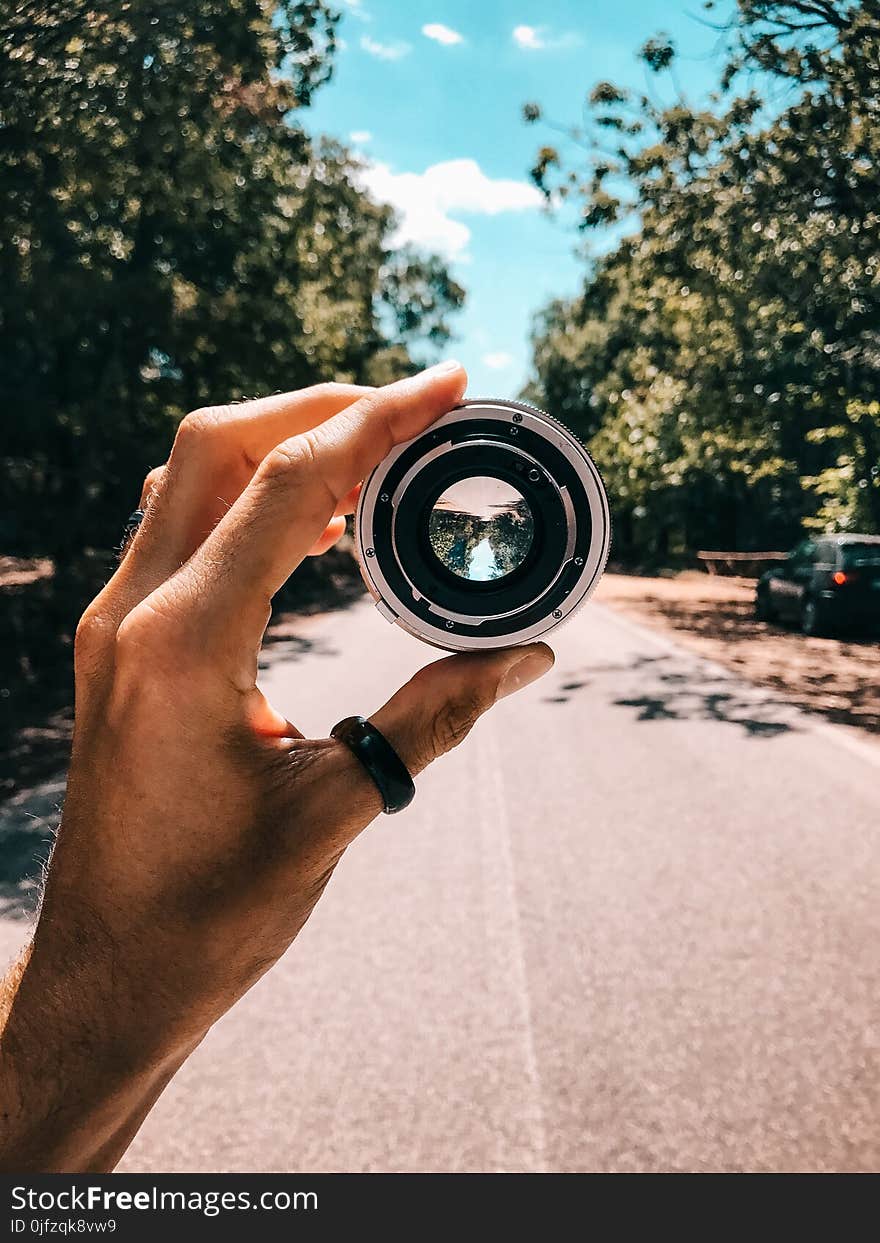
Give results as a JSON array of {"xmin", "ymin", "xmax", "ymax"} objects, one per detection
[{"xmin": 697, "ymin": 550, "xmax": 788, "ymax": 578}]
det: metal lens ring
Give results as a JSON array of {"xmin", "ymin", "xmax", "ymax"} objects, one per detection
[{"xmin": 356, "ymin": 398, "xmax": 611, "ymax": 651}]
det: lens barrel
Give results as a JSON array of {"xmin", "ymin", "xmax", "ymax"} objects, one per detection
[{"xmin": 355, "ymin": 398, "xmax": 610, "ymax": 651}]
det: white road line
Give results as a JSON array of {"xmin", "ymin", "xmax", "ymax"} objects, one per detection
[
  {"xmin": 595, "ymin": 601, "xmax": 880, "ymax": 772},
  {"xmin": 476, "ymin": 725, "xmax": 548, "ymax": 1173}
]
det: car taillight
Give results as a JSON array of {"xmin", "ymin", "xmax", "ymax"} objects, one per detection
[{"xmin": 832, "ymin": 570, "xmax": 858, "ymax": 585}]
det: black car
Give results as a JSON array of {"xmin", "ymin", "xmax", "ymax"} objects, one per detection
[{"xmin": 755, "ymin": 534, "xmax": 880, "ymax": 636}]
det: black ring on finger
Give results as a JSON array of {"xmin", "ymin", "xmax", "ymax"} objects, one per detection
[{"xmin": 330, "ymin": 715, "xmax": 415, "ymax": 815}]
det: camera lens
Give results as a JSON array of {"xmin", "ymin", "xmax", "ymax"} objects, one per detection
[
  {"xmin": 427, "ymin": 476, "xmax": 535, "ymax": 582},
  {"xmin": 356, "ymin": 398, "xmax": 611, "ymax": 651}
]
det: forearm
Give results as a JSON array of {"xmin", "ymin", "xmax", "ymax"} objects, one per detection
[{"xmin": 0, "ymin": 906, "xmax": 203, "ymax": 1173}]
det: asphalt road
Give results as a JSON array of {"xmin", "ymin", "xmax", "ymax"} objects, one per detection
[{"xmin": 3, "ymin": 598, "xmax": 880, "ymax": 1172}]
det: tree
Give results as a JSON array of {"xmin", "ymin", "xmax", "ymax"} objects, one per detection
[
  {"xmin": 524, "ymin": 1, "xmax": 880, "ymax": 556},
  {"xmin": 0, "ymin": 2, "xmax": 464, "ymax": 558}
]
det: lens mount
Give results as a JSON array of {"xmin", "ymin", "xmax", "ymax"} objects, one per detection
[{"xmin": 355, "ymin": 398, "xmax": 611, "ymax": 651}]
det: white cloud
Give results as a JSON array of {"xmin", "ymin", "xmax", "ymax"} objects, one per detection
[
  {"xmin": 513, "ymin": 24, "xmax": 580, "ymax": 51},
  {"xmin": 513, "ymin": 24, "xmax": 543, "ymax": 49},
  {"xmin": 358, "ymin": 157, "xmax": 542, "ymax": 260},
  {"xmin": 341, "ymin": 0, "xmax": 370, "ymax": 20},
  {"xmin": 349, "ymin": 130, "xmax": 372, "ymax": 144},
  {"xmin": 422, "ymin": 23, "xmax": 464, "ymax": 46},
  {"xmin": 360, "ymin": 34, "xmax": 411, "ymax": 61},
  {"xmin": 483, "ymin": 351, "xmax": 515, "ymax": 370}
]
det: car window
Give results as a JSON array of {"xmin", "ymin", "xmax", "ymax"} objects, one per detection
[
  {"xmin": 790, "ymin": 539, "xmax": 817, "ymax": 566},
  {"xmin": 841, "ymin": 543, "xmax": 880, "ymax": 569}
]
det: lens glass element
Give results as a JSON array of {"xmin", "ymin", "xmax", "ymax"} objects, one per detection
[{"xmin": 427, "ymin": 476, "xmax": 535, "ymax": 582}]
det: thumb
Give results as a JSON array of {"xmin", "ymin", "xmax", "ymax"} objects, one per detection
[{"xmin": 371, "ymin": 642, "xmax": 554, "ymax": 778}]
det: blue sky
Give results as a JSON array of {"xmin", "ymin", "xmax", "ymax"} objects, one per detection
[{"xmin": 304, "ymin": 0, "xmax": 726, "ymax": 396}]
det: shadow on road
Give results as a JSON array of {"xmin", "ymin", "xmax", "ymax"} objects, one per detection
[
  {"xmin": 597, "ymin": 576, "xmax": 880, "ymax": 735},
  {"xmin": 258, "ymin": 620, "xmax": 340, "ymax": 671},
  {"xmin": 545, "ymin": 653, "xmax": 798, "ymax": 740},
  {"xmin": 670, "ymin": 598, "xmax": 880, "ymax": 733}
]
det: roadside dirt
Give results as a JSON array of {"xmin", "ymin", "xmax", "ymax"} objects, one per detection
[{"xmin": 596, "ymin": 571, "xmax": 880, "ymax": 737}]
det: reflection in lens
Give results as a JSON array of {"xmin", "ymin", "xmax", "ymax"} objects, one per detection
[{"xmin": 428, "ymin": 476, "xmax": 535, "ymax": 582}]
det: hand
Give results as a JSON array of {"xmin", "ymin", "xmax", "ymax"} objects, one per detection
[{"xmin": 0, "ymin": 363, "xmax": 553, "ymax": 1172}]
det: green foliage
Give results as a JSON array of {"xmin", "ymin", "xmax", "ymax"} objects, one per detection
[
  {"xmin": 0, "ymin": 1, "xmax": 464, "ymax": 557},
  {"xmin": 804, "ymin": 400, "xmax": 880, "ymax": 530},
  {"xmin": 526, "ymin": 0, "xmax": 880, "ymax": 558}
]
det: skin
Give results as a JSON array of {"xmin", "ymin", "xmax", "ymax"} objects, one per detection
[{"xmin": 0, "ymin": 362, "xmax": 554, "ymax": 1172}]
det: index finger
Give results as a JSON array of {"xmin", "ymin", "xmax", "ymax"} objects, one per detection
[
  {"xmin": 105, "ymin": 383, "xmax": 375, "ymax": 629},
  {"xmin": 165, "ymin": 361, "xmax": 467, "ymax": 668}
]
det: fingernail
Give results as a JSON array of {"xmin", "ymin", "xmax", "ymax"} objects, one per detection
[
  {"xmin": 424, "ymin": 358, "xmax": 463, "ymax": 376},
  {"xmin": 496, "ymin": 647, "xmax": 555, "ymax": 700}
]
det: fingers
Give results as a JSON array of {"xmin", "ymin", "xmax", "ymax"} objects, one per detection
[
  {"xmin": 305, "ymin": 483, "xmax": 361, "ymax": 555},
  {"xmin": 107, "ymin": 384, "xmax": 372, "ymax": 619},
  {"xmin": 110, "ymin": 466, "xmax": 164, "ymax": 567},
  {"xmin": 165, "ymin": 362, "xmax": 466, "ymax": 668},
  {"xmin": 333, "ymin": 483, "xmax": 362, "ymax": 518},
  {"xmin": 372, "ymin": 644, "xmax": 555, "ymax": 775},
  {"xmin": 324, "ymin": 644, "xmax": 555, "ymax": 825},
  {"xmin": 139, "ymin": 466, "xmax": 165, "ymax": 509},
  {"xmin": 306, "ymin": 515, "xmax": 347, "ymax": 557}
]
